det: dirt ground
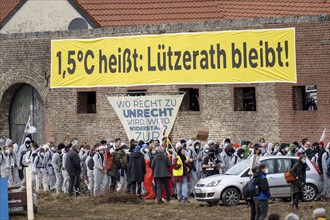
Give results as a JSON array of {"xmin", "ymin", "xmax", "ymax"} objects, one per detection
[{"xmin": 10, "ymin": 192, "xmax": 330, "ymax": 220}]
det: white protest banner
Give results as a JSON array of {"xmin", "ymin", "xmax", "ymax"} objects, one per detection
[{"xmin": 107, "ymin": 95, "xmax": 184, "ymax": 142}]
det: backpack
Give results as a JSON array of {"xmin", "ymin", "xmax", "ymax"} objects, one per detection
[
  {"xmin": 36, "ymin": 156, "xmax": 44, "ymax": 168},
  {"xmin": 284, "ymin": 169, "xmax": 296, "ymax": 183},
  {"xmin": 87, "ymin": 157, "xmax": 94, "ymax": 170},
  {"xmin": 31, "ymin": 152, "xmax": 38, "ymax": 163},
  {"xmin": 0, "ymin": 152, "xmax": 4, "ymax": 164},
  {"xmin": 104, "ymin": 151, "xmax": 114, "ymax": 171},
  {"xmin": 87, "ymin": 152, "xmax": 98, "ymax": 171},
  {"xmin": 243, "ymin": 177, "xmax": 259, "ymax": 200},
  {"xmin": 20, "ymin": 151, "xmax": 28, "ymax": 167},
  {"xmin": 48, "ymin": 150, "xmax": 54, "ymax": 162},
  {"xmin": 119, "ymin": 151, "xmax": 128, "ymax": 168}
]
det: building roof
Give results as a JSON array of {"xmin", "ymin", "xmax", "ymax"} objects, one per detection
[
  {"xmin": 1, "ymin": 0, "xmax": 329, "ymax": 29},
  {"xmin": 72, "ymin": 0, "xmax": 223, "ymax": 27},
  {"xmin": 221, "ymin": 0, "xmax": 330, "ymax": 20},
  {"xmin": 73, "ymin": 0, "xmax": 330, "ymax": 27},
  {"xmin": 0, "ymin": 0, "xmax": 26, "ymax": 29}
]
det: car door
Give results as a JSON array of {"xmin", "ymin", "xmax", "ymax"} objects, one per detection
[
  {"xmin": 275, "ymin": 158, "xmax": 295, "ymax": 197},
  {"xmin": 260, "ymin": 159, "xmax": 277, "ymax": 196}
]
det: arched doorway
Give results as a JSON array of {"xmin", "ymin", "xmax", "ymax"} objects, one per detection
[{"xmin": 9, "ymin": 84, "xmax": 44, "ymax": 145}]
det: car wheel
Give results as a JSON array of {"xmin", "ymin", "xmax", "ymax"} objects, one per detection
[
  {"xmin": 302, "ymin": 184, "xmax": 317, "ymax": 202},
  {"xmin": 221, "ymin": 188, "xmax": 240, "ymax": 206}
]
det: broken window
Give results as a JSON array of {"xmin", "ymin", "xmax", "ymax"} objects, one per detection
[
  {"xmin": 77, "ymin": 92, "xmax": 96, "ymax": 114},
  {"xmin": 179, "ymin": 88, "xmax": 200, "ymax": 111},
  {"xmin": 234, "ymin": 87, "xmax": 256, "ymax": 111},
  {"xmin": 292, "ymin": 85, "xmax": 317, "ymax": 111},
  {"xmin": 127, "ymin": 90, "xmax": 147, "ymax": 96}
]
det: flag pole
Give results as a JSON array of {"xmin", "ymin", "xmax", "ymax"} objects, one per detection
[
  {"xmin": 320, "ymin": 128, "xmax": 326, "ymax": 142},
  {"xmin": 20, "ymin": 116, "xmax": 30, "ymax": 145}
]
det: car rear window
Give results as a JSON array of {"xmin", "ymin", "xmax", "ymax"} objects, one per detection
[{"xmin": 277, "ymin": 159, "xmax": 291, "ymax": 173}]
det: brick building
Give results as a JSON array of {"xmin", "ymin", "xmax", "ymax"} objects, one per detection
[{"xmin": 0, "ymin": 1, "xmax": 329, "ymax": 145}]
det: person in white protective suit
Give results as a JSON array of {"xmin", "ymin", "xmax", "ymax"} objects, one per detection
[
  {"xmin": 61, "ymin": 146, "xmax": 70, "ymax": 194},
  {"xmin": 79, "ymin": 143, "xmax": 89, "ymax": 184},
  {"xmin": 17, "ymin": 137, "xmax": 32, "ymax": 188},
  {"xmin": 86, "ymin": 143, "xmax": 98, "ymax": 195},
  {"xmin": 187, "ymin": 141, "xmax": 202, "ymax": 195},
  {"xmin": 44, "ymin": 143, "xmax": 56, "ymax": 191},
  {"xmin": 0, "ymin": 142, "xmax": 10, "ymax": 180},
  {"xmin": 39, "ymin": 145, "xmax": 50, "ymax": 191},
  {"xmin": 6, "ymin": 145, "xmax": 16, "ymax": 186},
  {"xmin": 33, "ymin": 148, "xmax": 46, "ymax": 192},
  {"xmin": 93, "ymin": 145, "xmax": 108, "ymax": 196},
  {"xmin": 24, "ymin": 142, "xmax": 39, "ymax": 190},
  {"xmin": 321, "ymin": 142, "xmax": 330, "ymax": 199},
  {"xmin": 52, "ymin": 143, "xmax": 65, "ymax": 194},
  {"xmin": 5, "ymin": 138, "xmax": 21, "ymax": 186},
  {"xmin": 6, "ymin": 141, "xmax": 20, "ymax": 187},
  {"xmin": 0, "ymin": 139, "xmax": 5, "ymax": 177},
  {"xmin": 219, "ymin": 144, "xmax": 235, "ymax": 173}
]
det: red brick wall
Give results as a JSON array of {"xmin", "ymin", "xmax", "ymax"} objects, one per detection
[
  {"xmin": 274, "ymin": 21, "xmax": 330, "ymax": 142},
  {"xmin": 0, "ymin": 16, "xmax": 329, "ymax": 145}
]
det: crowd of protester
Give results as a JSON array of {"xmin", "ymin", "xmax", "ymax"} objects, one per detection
[{"xmin": 0, "ymin": 135, "xmax": 329, "ymax": 219}]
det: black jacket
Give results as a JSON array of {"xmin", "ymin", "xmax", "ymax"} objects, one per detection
[
  {"xmin": 127, "ymin": 152, "xmax": 146, "ymax": 182},
  {"xmin": 151, "ymin": 153, "xmax": 171, "ymax": 178},
  {"xmin": 290, "ymin": 160, "xmax": 307, "ymax": 193},
  {"xmin": 65, "ymin": 149, "xmax": 81, "ymax": 176},
  {"xmin": 253, "ymin": 171, "xmax": 271, "ymax": 200}
]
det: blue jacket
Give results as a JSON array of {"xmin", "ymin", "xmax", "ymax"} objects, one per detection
[{"xmin": 253, "ymin": 171, "xmax": 271, "ymax": 200}]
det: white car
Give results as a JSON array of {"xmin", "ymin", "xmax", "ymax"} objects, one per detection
[{"xmin": 194, "ymin": 156, "xmax": 323, "ymax": 206}]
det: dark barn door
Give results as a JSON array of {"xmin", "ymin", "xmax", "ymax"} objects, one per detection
[{"xmin": 9, "ymin": 84, "xmax": 44, "ymax": 145}]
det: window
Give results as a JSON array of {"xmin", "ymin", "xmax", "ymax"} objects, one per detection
[
  {"xmin": 234, "ymin": 87, "xmax": 256, "ymax": 111},
  {"xmin": 260, "ymin": 159, "xmax": 275, "ymax": 174},
  {"xmin": 77, "ymin": 92, "xmax": 96, "ymax": 114},
  {"xmin": 127, "ymin": 90, "xmax": 146, "ymax": 96},
  {"xmin": 179, "ymin": 88, "xmax": 200, "ymax": 111},
  {"xmin": 292, "ymin": 85, "xmax": 317, "ymax": 111},
  {"xmin": 277, "ymin": 159, "xmax": 291, "ymax": 173}
]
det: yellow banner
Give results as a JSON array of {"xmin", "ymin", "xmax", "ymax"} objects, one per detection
[{"xmin": 51, "ymin": 28, "xmax": 296, "ymax": 88}]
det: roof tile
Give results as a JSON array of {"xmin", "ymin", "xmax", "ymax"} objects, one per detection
[
  {"xmin": 74, "ymin": 0, "xmax": 330, "ymax": 27},
  {"xmin": 1, "ymin": 0, "xmax": 329, "ymax": 29},
  {"xmin": 74, "ymin": 0, "xmax": 223, "ymax": 27},
  {"xmin": 0, "ymin": 0, "xmax": 20, "ymax": 23}
]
